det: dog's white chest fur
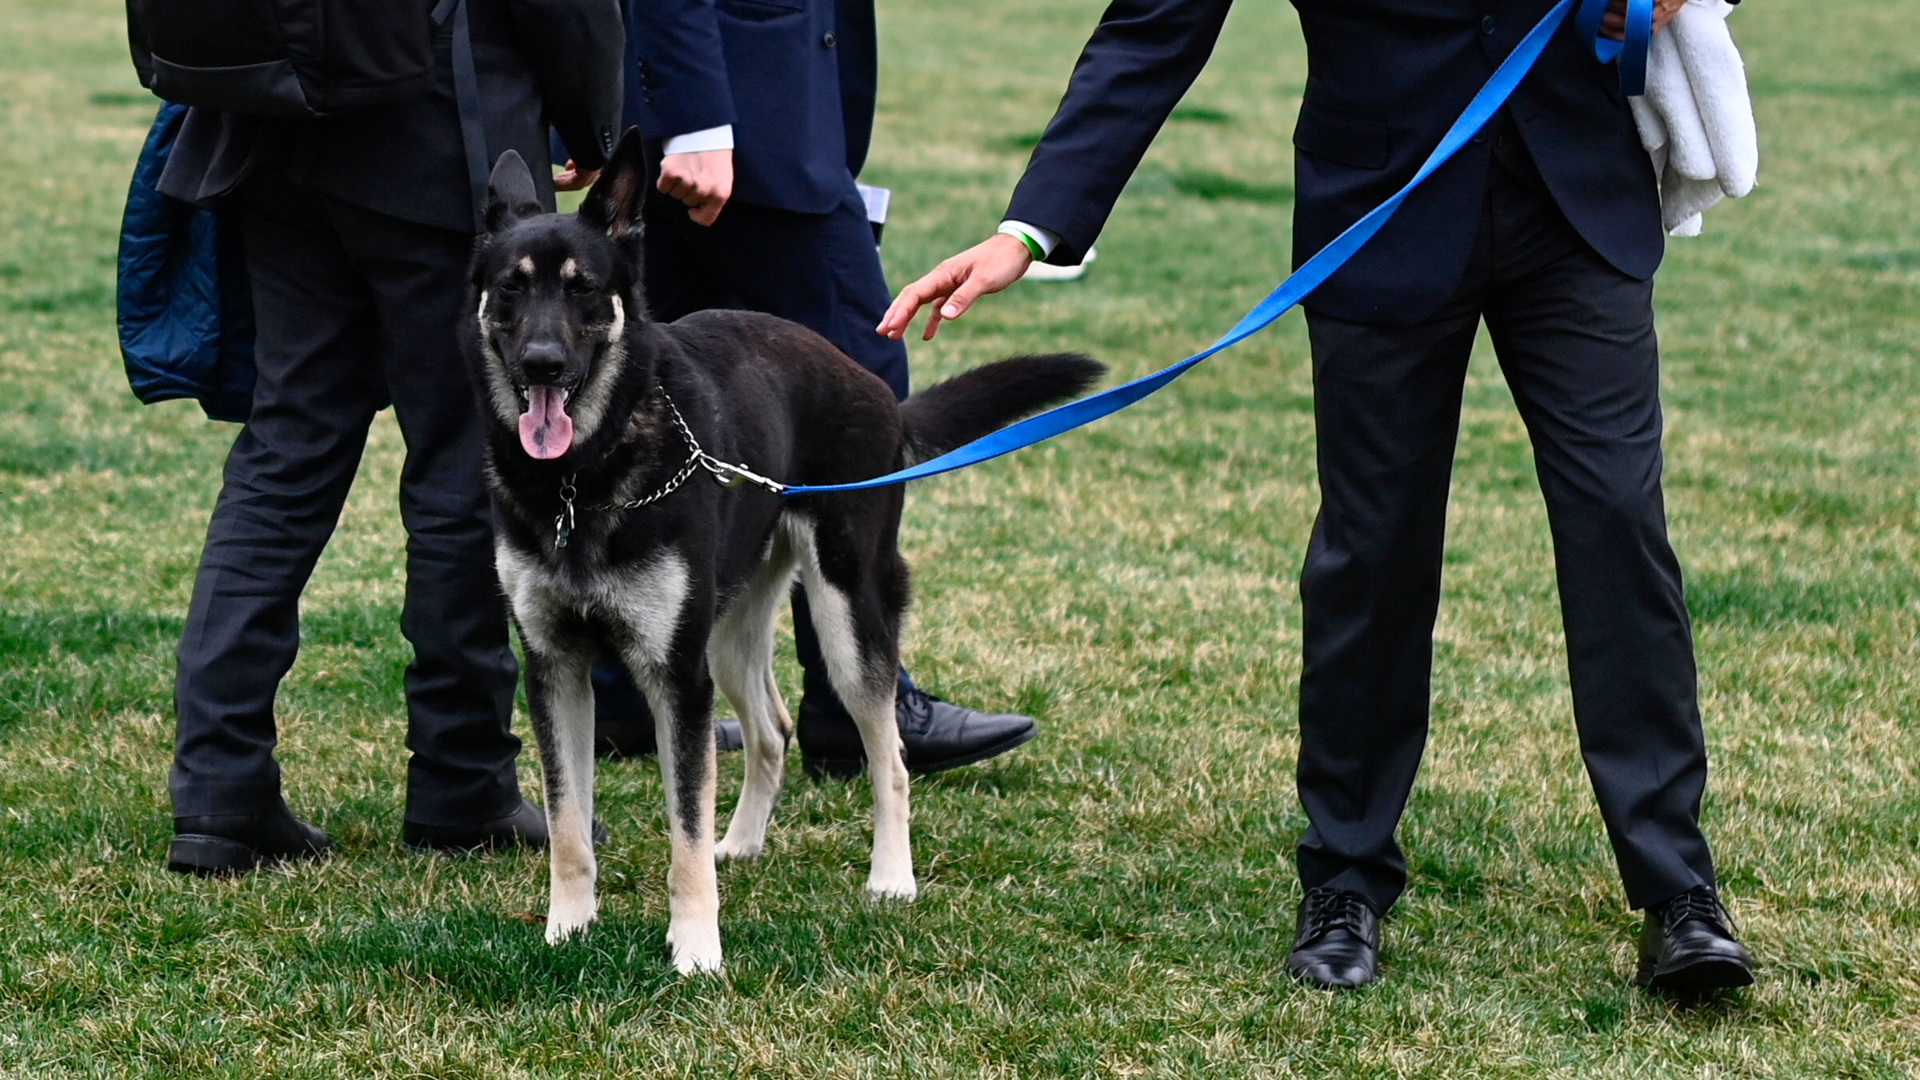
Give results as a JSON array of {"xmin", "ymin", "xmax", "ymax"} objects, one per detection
[{"xmin": 496, "ymin": 542, "xmax": 690, "ymax": 670}]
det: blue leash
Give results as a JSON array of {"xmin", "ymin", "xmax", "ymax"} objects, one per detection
[{"xmin": 779, "ymin": 0, "xmax": 1650, "ymax": 498}]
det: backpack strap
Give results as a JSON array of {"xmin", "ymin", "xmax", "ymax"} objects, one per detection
[{"xmin": 432, "ymin": 0, "xmax": 491, "ymax": 232}]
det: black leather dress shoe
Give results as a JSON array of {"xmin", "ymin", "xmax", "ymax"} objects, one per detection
[
  {"xmin": 591, "ymin": 661, "xmax": 745, "ymax": 759},
  {"xmin": 1637, "ymin": 885, "xmax": 1755, "ymax": 993},
  {"xmin": 402, "ymin": 798, "xmax": 609, "ymax": 854},
  {"xmin": 595, "ymin": 717, "xmax": 745, "ymax": 759},
  {"xmin": 798, "ymin": 685, "xmax": 1038, "ymax": 781},
  {"xmin": 1286, "ymin": 887, "xmax": 1382, "ymax": 990},
  {"xmin": 168, "ymin": 801, "xmax": 332, "ymax": 876}
]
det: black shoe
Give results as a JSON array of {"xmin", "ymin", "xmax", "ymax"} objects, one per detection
[
  {"xmin": 1637, "ymin": 885, "xmax": 1755, "ymax": 993},
  {"xmin": 798, "ymin": 684, "xmax": 1038, "ymax": 781},
  {"xmin": 168, "ymin": 801, "xmax": 333, "ymax": 876},
  {"xmin": 595, "ymin": 717, "xmax": 746, "ymax": 759},
  {"xmin": 591, "ymin": 660, "xmax": 744, "ymax": 759},
  {"xmin": 402, "ymin": 798, "xmax": 609, "ymax": 854},
  {"xmin": 1286, "ymin": 887, "xmax": 1381, "ymax": 990}
]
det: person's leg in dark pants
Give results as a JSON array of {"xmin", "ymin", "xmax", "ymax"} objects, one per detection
[
  {"xmin": 170, "ymin": 174, "xmax": 531, "ymax": 872},
  {"xmin": 1294, "ymin": 290, "xmax": 1485, "ymax": 917},
  {"xmin": 324, "ymin": 196, "xmax": 525, "ymax": 828},
  {"xmin": 1477, "ymin": 153, "xmax": 1743, "ymax": 990},
  {"xmin": 171, "ymin": 176, "xmax": 386, "ymax": 824},
  {"xmin": 1288, "ymin": 150, "xmax": 1743, "ymax": 991},
  {"xmin": 1482, "ymin": 220, "xmax": 1714, "ymax": 911}
]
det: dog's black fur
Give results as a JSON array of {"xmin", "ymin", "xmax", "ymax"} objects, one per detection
[{"xmin": 461, "ymin": 131, "xmax": 1101, "ymax": 972}]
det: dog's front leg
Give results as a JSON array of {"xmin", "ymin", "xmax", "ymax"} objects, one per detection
[
  {"xmin": 642, "ymin": 657, "xmax": 724, "ymax": 974},
  {"xmin": 525, "ymin": 647, "xmax": 599, "ymax": 944}
]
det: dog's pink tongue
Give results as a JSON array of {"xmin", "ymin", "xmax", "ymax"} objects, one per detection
[{"xmin": 519, "ymin": 386, "xmax": 574, "ymax": 459}]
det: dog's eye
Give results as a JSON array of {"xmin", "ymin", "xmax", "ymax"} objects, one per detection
[
  {"xmin": 497, "ymin": 278, "xmax": 526, "ymax": 294},
  {"xmin": 564, "ymin": 277, "xmax": 596, "ymax": 295}
]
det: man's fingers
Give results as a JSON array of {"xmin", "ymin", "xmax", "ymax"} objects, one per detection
[
  {"xmin": 877, "ymin": 292, "xmax": 924, "ymax": 339},
  {"xmin": 554, "ymin": 166, "xmax": 599, "ymax": 193},
  {"xmin": 940, "ymin": 276, "xmax": 988, "ymax": 323},
  {"xmin": 877, "ymin": 292, "xmax": 915, "ymax": 336},
  {"xmin": 879, "ymin": 270, "xmax": 961, "ymax": 339},
  {"xmin": 921, "ymin": 265, "xmax": 986, "ymax": 340},
  {"xmin": 660, "ymin": 164, "xmax": 730, "ymax": 219},
  {"xmin": 688, "ymin": 194, "xmax": 727, "ymax": 227},
  {"xmin": 1600, "ymin": 0, "xmax": 1625, "ymax": 38}
]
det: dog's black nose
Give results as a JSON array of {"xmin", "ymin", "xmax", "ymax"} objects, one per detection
[{"xmin": 521, "ymin": 341, "xmax": 567, "ymax": 384}]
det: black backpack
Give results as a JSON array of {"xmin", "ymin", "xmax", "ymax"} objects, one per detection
[{"xmin": 126, "ymin": 0, "xmax": 435, "ymax": 117}]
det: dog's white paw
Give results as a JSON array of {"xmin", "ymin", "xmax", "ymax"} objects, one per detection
[
  {"xmin": 864, "ymin": 872, "xmax": 918, "ymax": 902},
  {"xmin": 544, "ymin": 899, "xmax": 598, "ymax": 945},
  {"xmin": 713, "ymin": 833, "xmax": 764, "ymax": 862},
  {"xmin": 666, "ymin": 920, "xmax": 724, "ymax": 975}
]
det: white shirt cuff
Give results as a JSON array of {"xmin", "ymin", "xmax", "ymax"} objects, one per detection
[
  {"xmin": 998, "ymin": 220, "xmax": 1059, "ymax": 259},
  {"xmin": 662, "ymin": 125, "xmax": 734, "ymax": 156}
]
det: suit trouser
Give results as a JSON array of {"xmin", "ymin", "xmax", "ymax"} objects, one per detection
[
  {"xmin": 590, "ymin": 181, "xmax": 913, "ymax": 725},
  {"xmin": 1294, "ymin": 152, "xmax": 1717, "ymax": 915},
  {"xmin": 171, "ymin": 170, "xmax": 523, "ymax": 825}
]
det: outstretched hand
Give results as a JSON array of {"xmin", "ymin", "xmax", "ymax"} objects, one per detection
[
  {"xmin": 877, "ymin": 233, "xmax": 1034, "ymax": 341},
  {"xmin": 1600, "ymin": 0, "xmax": 1685, "ymax": 39}
]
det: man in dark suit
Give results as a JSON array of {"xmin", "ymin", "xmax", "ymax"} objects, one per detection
[
  {"xmin": 158, "ymin": 0, "xmax": 624, "ymax": 874},
  {"xmin": 576, "ymin": 0, "xmax": 1040, "ymax": 779},
  {"xmin": 880, "ymin": 0, "xmax": 1754, "ymax": 992}
]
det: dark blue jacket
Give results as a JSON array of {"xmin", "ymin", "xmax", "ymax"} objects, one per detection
[
  {"xmin": 1004, "ymin": 0, "xmax": 1664, "ymax": 325},
  {"xmin": 118, "ymin": 102, "xmax": 255, "ymax": 423},
  {"xmin": 631, "ymin": 0, "xmax": 878, "ymax": 213}
]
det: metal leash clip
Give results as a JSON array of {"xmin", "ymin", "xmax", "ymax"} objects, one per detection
[
  {"xmin": 554, "ymin": 475, "xmax": 579, "ymax": 549},
  {"xmin": 697, "ymin": 454, "xmax": 787, "ymax": 494}
]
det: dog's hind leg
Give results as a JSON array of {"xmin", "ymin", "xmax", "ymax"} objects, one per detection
[
  {"xmin": 525, "ymin": 646, "xmax": 600, "ymax": 944},
  {"xmin": 795, "ymin": 527, "xmax": 916, "ymax": 901},
  {"xmin": 711, "ymin": 534, "xmax": 797, "ymax": 862},
  {"xmin": 639, "ymin": 656, "xmax": 725, "ymax": 974}
]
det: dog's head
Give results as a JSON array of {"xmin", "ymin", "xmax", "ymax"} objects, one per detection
[{"xmin": 469, "ymin": 132, "xmax": 651, "ymax": 462}]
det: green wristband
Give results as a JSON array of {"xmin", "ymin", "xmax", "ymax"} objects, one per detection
[{"xmin": 1010, "ymin": 229, "xmax": 1045, "ymax": 263}]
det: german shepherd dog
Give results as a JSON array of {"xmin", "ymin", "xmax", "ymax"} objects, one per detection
[{"xmin": 462, "ymin": 134, "xmax": 1101, "ymax": 973}]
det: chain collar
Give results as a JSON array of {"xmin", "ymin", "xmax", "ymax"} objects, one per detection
[{"xmin": 553, "ymin": 386, "xmax": 785, "ymax": 548}]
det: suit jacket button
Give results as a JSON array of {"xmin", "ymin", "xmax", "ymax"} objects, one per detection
[
  {"xmin": 822, "ymin": 32, "xmax": 837, "ymax": 48},
  {"xmin": 1481, "ymin": 15, "xmax": 1496, "ymax": 34}
]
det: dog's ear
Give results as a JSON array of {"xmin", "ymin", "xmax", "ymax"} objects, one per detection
[
  {"xmin": 577, "ymin": 128, "xmax": 649, "ymax": 240},
  {"xmin": 485, "ymin": 150, "xmax": 543, "ymax": 233}
]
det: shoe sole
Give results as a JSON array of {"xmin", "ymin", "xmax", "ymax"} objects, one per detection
[
  {"xmin": 803, "ymin": 722, "xmax": 1039, "ymax": 782},
  {"xmin": 167, "ymin": 834, "xmax": 327, "ymax": 877},
  {"xmin": 1638, "ymin": 955, "xmax": 1756, "ymax": 994},
  {"xmin": 1286, "ymin": 964, "xmax": 1379, "ymax": 991}
]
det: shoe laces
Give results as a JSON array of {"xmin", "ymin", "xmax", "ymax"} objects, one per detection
[
  {"xmin": 1301, "ymin": 887, "xmax": 1373, "ymax": 940},
  {"xmin": 1661, "ymin": 885, "xmax": 1732, "ymax": 935},
  {"xmin": 898, "ymin": 684, "xmax": 940, "ymax": 722}
]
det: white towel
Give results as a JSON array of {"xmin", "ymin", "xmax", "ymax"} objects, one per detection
[{"xmin": 1626, "ymin": 0, "xmax": 1758, "ymax": 236}]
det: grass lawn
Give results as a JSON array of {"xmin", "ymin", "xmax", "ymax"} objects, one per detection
[{"xmin": 4, "ymin": 0, "xmax": 1920, "ymax": 1075}]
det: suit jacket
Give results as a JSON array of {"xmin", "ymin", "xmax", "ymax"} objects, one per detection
[
  {"xmin": 631, "ymin": 0, "xmax": 878, "ymax": 213},
  {"xmin": 158, "ymin": 0, "xmax": 623, "ymax": 234},
  {"xmin": 1004, "ymin": 0, "xmax": 1664, "ymax": 324}
]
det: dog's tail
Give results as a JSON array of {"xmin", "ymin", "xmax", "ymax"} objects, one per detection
[{"xmin": 899, "ymin": 353, "xmax": 1106, "ymax": 464}]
